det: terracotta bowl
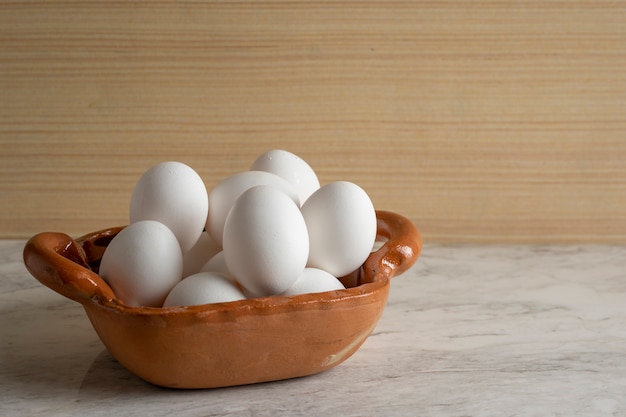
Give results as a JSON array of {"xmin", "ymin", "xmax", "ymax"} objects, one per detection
[{"xmin": 23, "ymin": 210, "xmax": 421, "ymax": 389}]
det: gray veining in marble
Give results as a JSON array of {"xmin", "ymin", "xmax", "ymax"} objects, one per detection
[{"xmin": 1, "ymin": 240, "xmax": 626, "ymax": 416}]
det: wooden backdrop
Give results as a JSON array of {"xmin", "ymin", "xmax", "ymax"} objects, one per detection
[{"xmin": 2, "ymin": 1, "xmax": 625, "ymax": 242}]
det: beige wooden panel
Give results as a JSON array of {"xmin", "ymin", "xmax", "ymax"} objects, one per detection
[{"xmin": 1, "ymin": 1, "xmax": 626, "ymax": 242}]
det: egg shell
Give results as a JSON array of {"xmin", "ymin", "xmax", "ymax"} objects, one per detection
[
  {"xmin": 223, "ymin": 185, "xmax": 309, "ymax": 297},
  {"xmin": 182, "ymin": 231, "xmax": 221, "ymax": 278},
  {"xmin": 281, "ymin": 268, "xmax": 345, "ymax": 296},
  {"xmin": 206, "ymin": 171, "xmax": 300, "ymax": 247},
  {"xmin": 301, "ymin": 181, "xmax": 377, "ymax": 277},
  {"xmin": 163, "ymin": 272, "xmax": 246, "ymax": 307},
  {"xmin": 199, "ymin": 251, "xmax": 258, "ymax": 299},
  {"xmin": 130, "ymin": 161, "xmax": 209, "ymax": 253},
  {"xmin": 200, "ymin": 251, "xmax": 231, "ymax": 278},
  {"xmin": 99, "ymin": 220, "xmax": 183, "ymax": 307},
  {"xmin": 250, "ymin": 149, "xmax": 320, "ymax": 204}
]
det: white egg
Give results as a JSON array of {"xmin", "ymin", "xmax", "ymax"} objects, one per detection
[
  {"xmin": 281, "ymin": 268, "xmax": 345, "ymax": 296},
  {"xmin": 200, "ymin": 251, "xmax": 230, "ymax": 277},
  {"xmin": 130, "ymin": 161, "xmax": 209, "ymax": 253},
  {"xmin": 206, "ymin": 171, "xmax": 300, "ymax": 247},
  {"xmin": 182, "ymin": 231, "xmax": 221, "ymax": 278},
  {"xmin": 163, "ymin": 272, "xmax": 246, "ymax": 307},
  {"xmin": 99, "ymin": 220, "xmax": 183, "ymax": 307},
  {"xmin": 199, "ymin": 253, "xmax": 256, "ymax": 299},
  {"xmin": 250, "ymin": 149, "xmax": 320, "ymax": 204},
  {"xmin": 223, "ymin": 185, "xmax": 309, "ymax": 297},
  {"xmin": 301, "ymin": 181, "xmax": 377, "ymax": 277}
]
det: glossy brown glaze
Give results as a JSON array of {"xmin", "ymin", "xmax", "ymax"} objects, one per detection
[{"xmin": 23, "ymin": 210, "xmax": 421, "ymax": 389}]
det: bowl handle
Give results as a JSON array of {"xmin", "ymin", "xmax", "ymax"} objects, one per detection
[
  {"xmin": 366, "ymin": 210, "xmax": 422, "ymax": 280},
  {"xmin": 23, "ymin": 232, "xmax": 116, "ymax": 305}
]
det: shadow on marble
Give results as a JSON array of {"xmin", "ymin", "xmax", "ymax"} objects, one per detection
[
  {"xmin": 1, "ymin": 300, "xmax": 99, "ymax": 395},
  {"xmin": 79, "ymin": 349, "xmax": 165, "ymax": 396}
]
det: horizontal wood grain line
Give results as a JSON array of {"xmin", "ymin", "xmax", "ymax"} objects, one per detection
[{"xmin": 1, "ymin": 0, "xmax": 625, "ymax": 9}]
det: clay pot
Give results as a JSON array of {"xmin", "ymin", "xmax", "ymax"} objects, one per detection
[{"xmin": 23, "ymin": 210, "xmax": 421, "ymax": 389}]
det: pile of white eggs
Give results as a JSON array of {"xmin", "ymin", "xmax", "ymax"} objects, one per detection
[{"xmin": 99, "ymin": 149, "xmax": 377, "ymax": 308}]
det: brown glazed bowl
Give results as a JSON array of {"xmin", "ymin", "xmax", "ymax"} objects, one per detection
[{"xmin": 23, "ymin": 210, "xmax": 421, "ymax": 389}]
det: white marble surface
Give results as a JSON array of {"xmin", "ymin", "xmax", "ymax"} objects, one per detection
[{"xmin": 2, "ymin": 240, "xmax": 626, "ymax": 416}]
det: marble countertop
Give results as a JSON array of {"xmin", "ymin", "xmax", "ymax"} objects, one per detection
[{"xmin": 1, "ymin": 240, "xmax": 625, "ymax": 416}]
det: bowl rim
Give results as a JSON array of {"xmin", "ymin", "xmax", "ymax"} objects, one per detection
[{"xmin": 23, "ymin": 210, "xmax": 422, "ymax": 318}]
